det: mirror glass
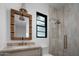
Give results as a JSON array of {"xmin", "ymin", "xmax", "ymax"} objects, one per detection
[{"xmin": 14, "ymin": 14, "xmax": 29, "ymax": 37}]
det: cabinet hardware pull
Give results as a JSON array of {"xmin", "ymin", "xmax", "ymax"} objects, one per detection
[{"xmin": 64, "ymin": 35, "xmax": 67, "ymax": 49}]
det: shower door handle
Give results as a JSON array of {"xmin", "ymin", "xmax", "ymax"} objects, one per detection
[{"xmin": 64, "ymin": 35, "xmax": 67, "ymax": 49}]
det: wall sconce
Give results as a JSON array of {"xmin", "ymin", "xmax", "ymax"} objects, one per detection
[{"xmin": 19, "ymin": 8, "xmax": 27, "ymax": 21}]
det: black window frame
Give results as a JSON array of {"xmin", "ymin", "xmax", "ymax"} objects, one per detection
[{"xmin": 36, "ymin": 12, "xmax": 47, "ymax": 38}]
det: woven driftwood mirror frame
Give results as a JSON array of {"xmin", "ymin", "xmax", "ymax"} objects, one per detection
[{"xmin": 10, "ymin": 9, "xmax": 32, "ymax": 40}]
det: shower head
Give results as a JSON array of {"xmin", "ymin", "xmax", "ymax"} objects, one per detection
[{"xmin": 55, "ymin": 20, "xmax": 61, "ymax": 24}]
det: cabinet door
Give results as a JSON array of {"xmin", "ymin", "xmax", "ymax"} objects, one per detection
[{"xmin": 6, "ymin": 48, "xmax": 42, "ymax": 56}]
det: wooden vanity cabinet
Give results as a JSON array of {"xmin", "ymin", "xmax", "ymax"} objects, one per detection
[{"xmin": 1, "ymin": 47, "xmax": 42, "ymax": 56}]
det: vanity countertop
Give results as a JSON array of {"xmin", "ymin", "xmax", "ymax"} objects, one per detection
[{"xmin": 0, "ymin": 45, "xmax": 41, "ymax": 53}]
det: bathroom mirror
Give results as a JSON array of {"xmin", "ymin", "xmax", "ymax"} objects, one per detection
[{"xmin": 10, "ymin": 8, "xmax": 32, "ymax": 40}]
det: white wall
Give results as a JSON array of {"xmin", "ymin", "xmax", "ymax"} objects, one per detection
[
  {"xmin": 24, "ymin": 3, "xmax": 49, "ymax": 47},
  {"xmin": 0, "ymin": 4, "xmax": 7, "ymax": 49},
  {"xmin": 0, "ymin": 3, "xmax": 49, "ymax": 50},
  {"xmin": 0, "ymin": 3, "xmax": 21, "ymax": 49}
]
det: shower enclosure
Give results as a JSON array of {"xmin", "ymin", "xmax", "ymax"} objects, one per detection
[{"xmin": 49, "ymin": 4, "xmax": 79, "ymax": 56}]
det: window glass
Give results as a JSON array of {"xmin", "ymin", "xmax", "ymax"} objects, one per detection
[
  {"xmin": 36, "ymin": 12, "xmax": 47, "ymax": 38},
  {"xmin": 37, "ymin": 32, "xmax": 45, "ymax": 37},
  {"xmin": 37, "ymin": 16, "xmax": 45, "ymax": 21},
  {"xmin": 37, "ymin": 21, "xmax": 45, "ymax": 26},
  {"xmin": 37, "ymin": 26, "xmax": 45, "ymax": 32}
]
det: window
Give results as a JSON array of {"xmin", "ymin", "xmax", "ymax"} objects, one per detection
[{"xmin": 36, "ymin": 12, "xmax": 47, "ymax": 38}]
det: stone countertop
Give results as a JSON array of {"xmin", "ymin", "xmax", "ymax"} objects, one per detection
[{"xmin": 0, "ymin": 45, "xmax": 41, "ymax": 53}]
